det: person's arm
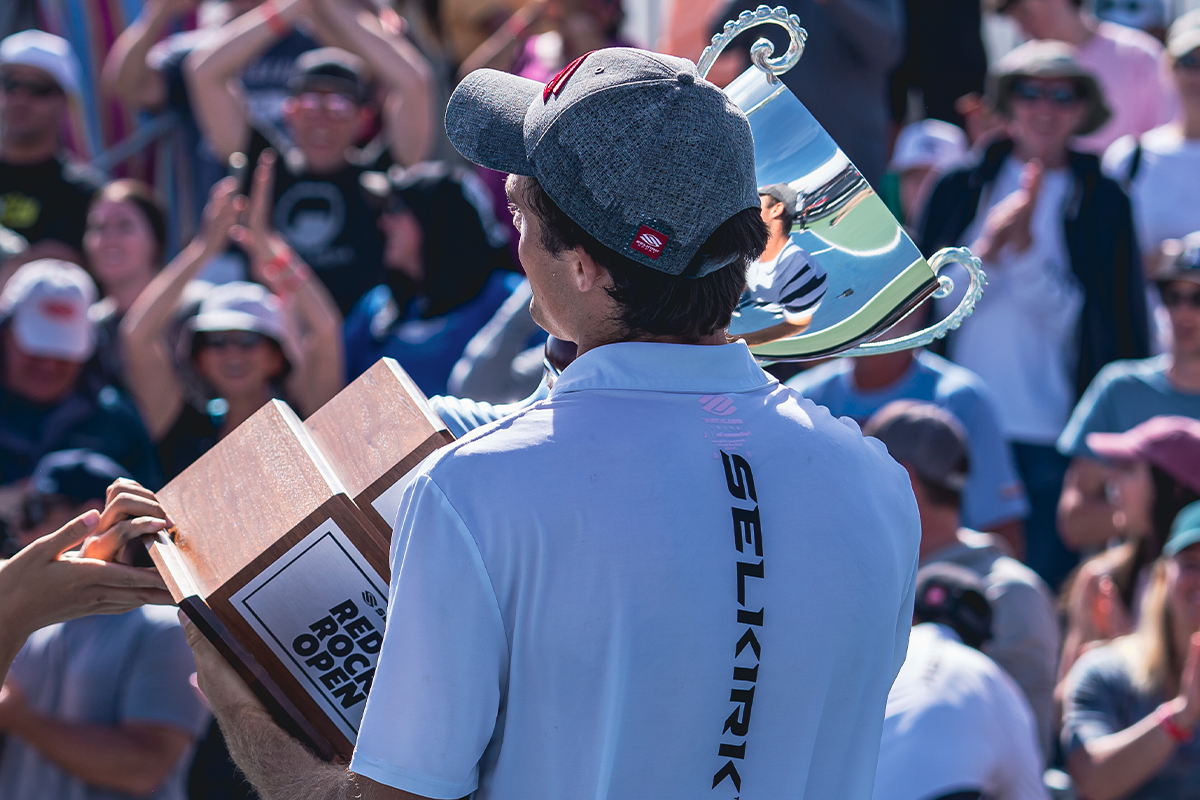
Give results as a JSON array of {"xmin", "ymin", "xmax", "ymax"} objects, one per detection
[
  {"xmin": 120, "ymin": 178, "xmax": 244, "ymax": 440},
  {"xmin": 234, "ymin": 149, "xmax": 344, "ymax": 415},
  {"xmin": 1058, "ymin": 456, "xmax": 1120, "ymax": 551},
  {"xmin": 0, "ymin": 510, "xmax": 173, "ymax": 683},
  {"xmin": 309, "ymin": 0, "xmax": 434, "ymax": 166},
  {"xmin": 102, "ymin": 0, "xmax": 191, "ymax": 110},
  {"xmin": 1066, "ymin": 634, "xmax": 1200, "ymax": 800},
  {"xmin": 0, "ymin": 688, "xmax": 193, "ymax": 797},
  {"xmin": 184, "ymin": 0, "xmax": 312, "ymax": 162},
  {"xmin": 456, "ymin": 0, "xmax": 549, "ymax": 80}
]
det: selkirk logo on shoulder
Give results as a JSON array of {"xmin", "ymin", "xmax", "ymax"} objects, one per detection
[{"xmin": 631, "ymin": 225, "xmax": 667, "ymax": 260}]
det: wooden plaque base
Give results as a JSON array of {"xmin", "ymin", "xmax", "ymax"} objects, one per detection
[{"xmin": 146, "ymin": 358, "xmax": 453, "ymax": 759}]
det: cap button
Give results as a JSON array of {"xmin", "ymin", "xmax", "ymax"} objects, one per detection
[{"xmin": 677, "ymin": 71, "xmax": 694, "ymax": 85}]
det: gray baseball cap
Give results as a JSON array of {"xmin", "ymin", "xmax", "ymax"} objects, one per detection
[
  {"xmin": 445, "ymin": 48, "xmax": 759, "ymax": 277},
  {"xmin": 759, "ymin": 183, "xmax": 799, "ymax": 214},
  {"xmin": 864, "ymin": 400, "xmax": 971, "ymax": 492}
]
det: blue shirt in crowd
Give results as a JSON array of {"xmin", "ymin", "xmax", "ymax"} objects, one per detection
[
  {"xmin": 1058, "ymin": 355, "xmax": 1200, "ymax": 460},
  {"xmin": 788, "ymin": 350, "xmax": 1028, "ymax": 531}
]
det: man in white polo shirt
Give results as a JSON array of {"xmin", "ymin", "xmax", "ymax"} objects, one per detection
[{"xmin": 169, "ymin": 47, "xmax": 922, "ymax": 800}]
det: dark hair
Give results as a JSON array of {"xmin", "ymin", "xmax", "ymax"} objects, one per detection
[
  {"xmin": 512, "ymin": 176, "xmax": 767, "ymax": 342},
  {"xmin": 1109, "ymin": 465, "xmax": 1200, "ymax": 610},
  {"xmin": 90, "ymin": 179, "xmax": 168, "ymax": 267}
]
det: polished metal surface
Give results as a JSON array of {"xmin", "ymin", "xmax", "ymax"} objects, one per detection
[{"xmin": 701, "ymin": 5, "xmax": 985, "ymax": 361}]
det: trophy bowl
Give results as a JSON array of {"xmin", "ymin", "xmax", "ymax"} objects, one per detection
[{"xmin": 700, "ymin": 6, "xmax": 985, "ymax": 361}]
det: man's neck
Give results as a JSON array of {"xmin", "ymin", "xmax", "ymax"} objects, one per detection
[
  {"xmin": 0, "ymin": 138, "xmax": 57, "ymax": 165},
  {"xmin": 852, "ymin": 349, "xmax": 915, "ymax": 392},
  {"xmin": 1168, "ymin": 350, "xmax": 1200, "ymax": 392},
  {"xmin": 759, "ymin": 229, "xmax": 789, "ymax": 263},
  {"xmin": 918, "ymin": 517, "xmax": 962, "ymax": 560},
  {"xmin": 1012, "ymin": 142, "xmax": 1070, "ymax": 170},
  {"xmin": 575, "ymin": 330, "xmax": 728, "ymax": 358}
]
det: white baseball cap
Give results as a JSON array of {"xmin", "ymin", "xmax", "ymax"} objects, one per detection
[
  {"xmin": 890, "ymin": 119, "xmax": 969, "ymax": 175},
  {"xmin": 0, "ymin": 30, "xmax": 83, "ymax": 100},
  {"xmin": 0, "ymin": 259, "xmax": 97, "ymax": 362}
]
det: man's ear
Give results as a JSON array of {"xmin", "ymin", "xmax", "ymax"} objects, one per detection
[{"xmin": 572, "ymin": 245, "xmax": 610, "ymax": 294}]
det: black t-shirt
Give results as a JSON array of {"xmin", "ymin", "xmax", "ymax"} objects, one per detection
[
  {"xmin": 246, "ymin": 130, "xmax": 386, "ymax": 315},
  {"xmin": 0, "ymin": 157, "xmax": 99, "ymax": 252},
  {"xmin": 157, "ymin": 402, "xmax": 220, "ymax": 482}
]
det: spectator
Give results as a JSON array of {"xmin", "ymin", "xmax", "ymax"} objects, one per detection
[
  {"xmin": 883, "ymin": 119, "xmax": 969, "ymax": 230},
  {"xmin": 1094, "ymin": 0, "xmax": 1169, "ymax": 41},
  {"xmin": 121, "ymin": 173, "xmax": 343, "ymax": 480},
  {"xmin": 711, "ymin": 0, "xmax": 905, "ymax": 187},
  {"xmin": 344, "ymin": 161, "xmax": 520, "ymax": 396},
  {"xmin": 789, "ymin": 312, "xmax": 1028, "ymax": 553},
  {"xmin": 0, "ymin": 259, "xmax": 160, "ymax": 489},
  {"xmin": 0, "ymin": 449, "xmax": 209, "ymax": 800},
  {"xmin": 187, "ymin": 19, "xmax": 433, "ymax": 313},
  {"xmin": 1058, "ymin": 247, "xmax": 1200, "ymax": 551},
  {"xmin": 888, "ymin": 0, "xmax": 988, "ymax": 127},
  {"xmin": 104, "ymin": 0, "xmax": 320, "ymax": 243},
  {"xmin": 993, "ymin": 0, "xmax": 1174, "ymax": 154},
  {"xmin": 1061, "ymin": 500, "xmax": 1200, "ymax": 800},
  {"xmin": 0, "ymin": 30, "xmax": 99, "ymax": 272},
  {"xmin": 1059, "ymin": 416, "xmax": 1200, "ymax": 684},
  {"xmin": 1103, "ymin": 12, "xmax": 1200, "ymax": 293},
  {"xmin": 921, "ymin": 41, "xmax": 1149, "ymax": 589},
  {"xmin": 83, "ymin": 180, "xmax": 167, "ymax": 390},
  {"xmin": 864, "ymin": 401, "xmax": 1058, "ymax": 757},
  {"xmin": 874, "ymin": 564, "xmax": 1048, "ymax": 800}
]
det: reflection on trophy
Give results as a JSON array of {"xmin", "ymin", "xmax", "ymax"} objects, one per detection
[{"xmin": 703, "ymin": 5, "xmax": 987, "ymax": 361}]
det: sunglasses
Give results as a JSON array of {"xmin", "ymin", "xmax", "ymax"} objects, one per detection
[
  {"xmin": 1176, "ymin": 52, "xmax": 1200, "ymax": 70},
  {"xmin": 1010, "ymin": 80, "xmax": 1082, "ymax": 106},
  {"xmin": 1161, "ymin": 286, "xmax": 1200, "ymax": 309},
  {"xmin": 199, "ymin": 330, "xmax": 268, "ymax": 351},
  {"xmin": 0, "ymin": 75, "xmax": 62, "ymax": 98},
  {"xmin": 290, "ymin": 92, "xmax": 358, "ymax": 120}
]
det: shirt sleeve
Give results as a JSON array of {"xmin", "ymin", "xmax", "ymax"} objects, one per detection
[
  {"xmin": 947, "ymin": 387, "xmax": 1029, "ymax": 530},
  {"xmin": 350, "ymin": 474, "xmax": 510, "ymax": 799},
  {"xmin": 1057, "ymin": 367, "xmax": 1119, "ymax": 459},
  {"xmin": 1061, "ymin": 651, "xmax": 1130, "ymax": 755},
  {"xmin": 774, "ymin": 247, "xmax": 828, "ymax": 316},
  {"xmin": 120, "ymin": 612, "xmax": 210, "ymax": 736}
]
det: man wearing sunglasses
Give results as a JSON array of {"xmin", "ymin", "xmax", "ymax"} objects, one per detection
[
  {"xmin": 185, "ymin": 0, "xmax": 434, "ymax": 315},
  {"xmin": 0, "ymin": 30, "xmax": 99, "ymax": 271},
  {"xmin": 1058, "ymin": 234, "xmax": 1200, "ymax": 555},
  {"xmin": 919, "ymin": 41, "xmax": 1149, "ymax": 590},
  {"xmin": 991, "ymin": 0, "xmax": 1173, "ymax": 155}
]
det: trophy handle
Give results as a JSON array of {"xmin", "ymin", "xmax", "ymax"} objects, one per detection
[
  {"xmin": 838, "ymin": 247, "xmax": 987, "ymax": 357},
  {"xmin": 697, "ymin": 5, "xmax": 807, "ymax": 83}
]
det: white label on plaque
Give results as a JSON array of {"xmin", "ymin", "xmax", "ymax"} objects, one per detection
[
  {"xmin": 370, "ymin": 464, "xmax": 421, "ymax": 532},
  {"xmin": 230, "ymin": 520, "xmax": 388, "ymax": 743}
]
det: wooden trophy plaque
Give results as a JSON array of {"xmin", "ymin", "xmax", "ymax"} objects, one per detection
[{"xmin": 146, "ymin": 358, "xmax": 454, "ymax": 759}]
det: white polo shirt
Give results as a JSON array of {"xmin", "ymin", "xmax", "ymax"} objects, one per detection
[{"xmin": 351, "ymin": 341, "xmax": 921, "ymax": 799}]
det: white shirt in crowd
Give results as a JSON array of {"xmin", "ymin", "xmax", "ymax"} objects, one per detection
[
  {"xmin": 873, "ymin": 623, "xmax": 1049, "ymax": 800},
  {"xmin": 744, "ymin": 240, "xmax": 828, "ymax": 322},
  {"xmin": 1103, "ymin": 125, "xmax": 1200, "ymax": 353},
  {"xmin": 350, "ymin": 341, "xmax": 921, "ymax": 799},
  {"xmin": 940, "ymin": 156, "xmax": 1084, "ymax": 445}
]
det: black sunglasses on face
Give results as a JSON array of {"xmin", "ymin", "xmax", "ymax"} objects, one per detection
[
  {"xmin": 0, "ymin": 75, "xmax": 62, "ymax": 98},
  {"xmin": 1161, "ymin": 286, "xmax": 1200, "ymax": 309},
  {"xmin": 199, "ymin": 331, "xmax": 268, "ymax": 351},
  {"xmin": 1011, "ymin": 80, "xmax": 1082, "ymax": 105}
]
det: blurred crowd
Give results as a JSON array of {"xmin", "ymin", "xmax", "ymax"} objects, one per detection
[{"xmin": 1, "ymin": 0, "xmax": 1200, "ymax": 797}]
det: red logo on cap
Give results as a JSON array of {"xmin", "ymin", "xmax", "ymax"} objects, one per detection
[
  {"xmin": 631, "ymin": 225, "xmax": 668, "ymax": 260},
  {"xmin": 543, "ymin": 51, "xmax": 595, "ymax": 102},
  {"xmin": 39, "ymin": 300, "xmax": 78, "ymax": 321}
]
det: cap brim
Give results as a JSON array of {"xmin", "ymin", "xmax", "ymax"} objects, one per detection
[
  {"xmin": 1165, "ymin": 527, "xmax": 1200, "ymax": 557},
  {"xmin": 1170, "ymin": 30, "xmax": 1200, "ymax": 59},
  {"xmin": 1086, "ymin": 431, "xmax": 1143, "ymax": 461},
  {"xmin": 445, "ymin": 69, "xmax": 542, "ymax": 176}
]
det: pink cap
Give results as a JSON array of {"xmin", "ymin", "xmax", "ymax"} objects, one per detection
[
  {"xmin": 0, "ymin": 259, "xmax": 96, "ymax": 362},
  {"xmin": 1087, "ymin": 416, "xmax": 1200, "ymax": 495}
]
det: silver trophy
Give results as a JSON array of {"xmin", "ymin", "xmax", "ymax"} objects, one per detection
[{"xmin": 701, "ymin": 6, "xmax": 986, "ymax": 360}]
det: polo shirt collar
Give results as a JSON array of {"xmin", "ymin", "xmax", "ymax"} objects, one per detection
[{"xmin": 550, "ymin": 341, "xmax": 775, "ymax": 397}]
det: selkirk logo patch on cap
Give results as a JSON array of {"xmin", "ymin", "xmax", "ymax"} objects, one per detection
[
  {"xmin": 631, "ymin": 225, "xmax": 667, "ymax": 260},
  {"xmin": 543, "ymin": 51, "xmax": 594, "ymax": 102},
  {"xmin": 39, "ymin": 300, "xmax": 78, "ymax": 321}
]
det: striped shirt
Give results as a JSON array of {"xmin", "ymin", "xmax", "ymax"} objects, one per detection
[{"xmin": 744, "ymin": 240, "xmax": 828, "ymax": 321}]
